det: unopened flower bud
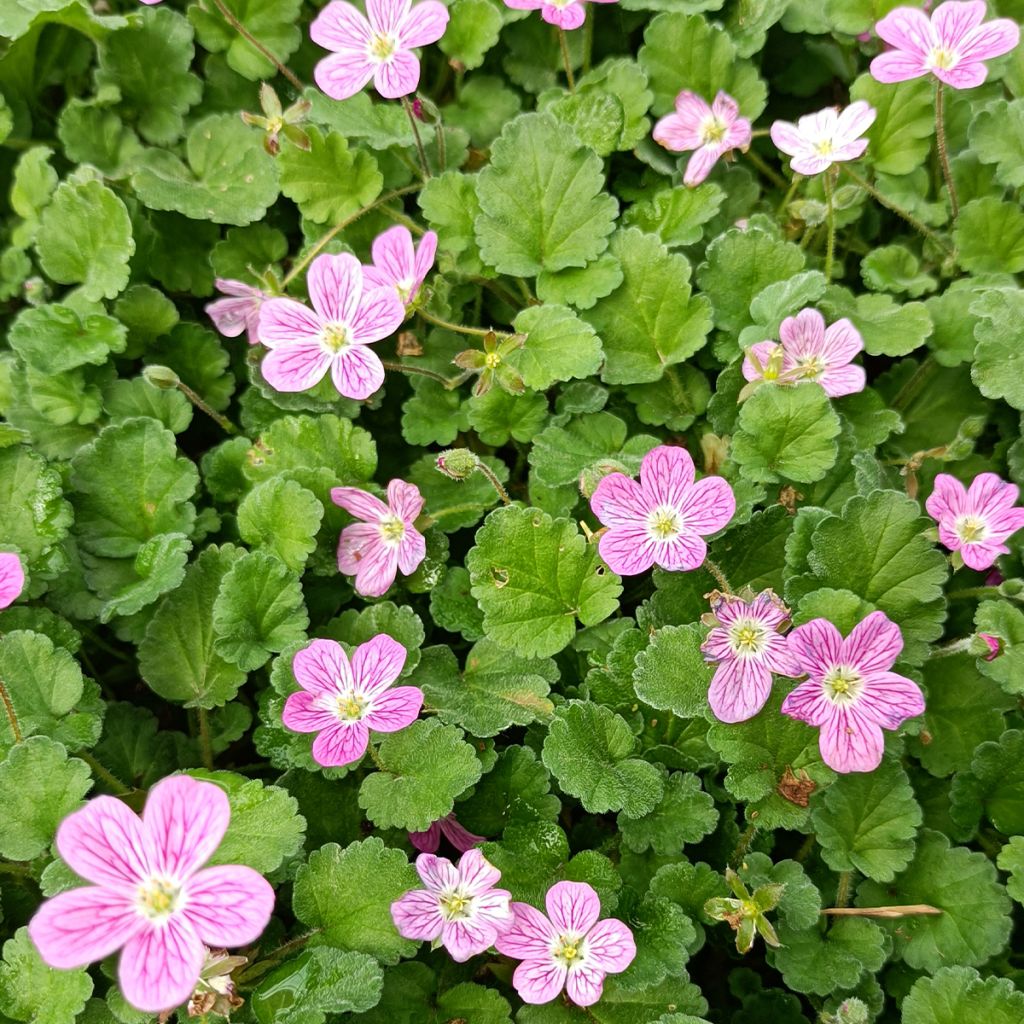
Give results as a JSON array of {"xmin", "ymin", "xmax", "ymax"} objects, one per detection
[
  {"xmin": 436, "ymin": 448, "xmax": 479, "ymax": 481},
  {"xmin": 701, "ymin": 433, "xmax": 730, "ymax": 476},
  {"xmin": 579, "ymin": 459, "xmax": 629, "ymax": 499},
  {"xmin": 831, "ymin": 997, "xmax": 869, "ymax": 1024},
  {"xmin": 143, "ymin": 364, "xmax": 181, "ymax": 390},
  {"xmin": 970, "ymin": 632, "xmax": 1003, "ymax": 660}
]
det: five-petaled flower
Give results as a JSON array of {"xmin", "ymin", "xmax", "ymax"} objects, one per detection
[
  {"xmin": 770, "ymin": 101, "xmax": 877, "ymax": 175},
  {"xmin": 0, "ymin": 553, "xmax": 24, "ymax": 610},
  {"xmin": 311, "ymin": 0, "xmax": 450, "ymax": 100},
  {"xmin": 391, "ymin": 849, "xmax": 512, "ymax": 960},
  {"xmin": 282, "ymin": 635, "xmax": 423, "ymax": 767},
  {"xmin": 501, "ymin": 0, "xmax": 617, "ymax": 31},
  {"xmin": 870, "ymin": 1, "xmax": 1020, "ymax": 90},
  {"xmin": 363, "ymin": 225, "xmax": 438, "ymax": 309},
  {"xmin": 781, "ymin": 611, "xmax": 926, "ymax": 773},
  {"xmin": 653, "ymin": 90, "xmax": 753, "ymax": 187},
  {"xmin": 926, "ymin": 472, "xmax": 1024, "ymax": 570},
  {"xmin": 206, "ymin": 279, "xmax": 267, "ymax": 347},
  {"xmin": 410, "ymin": 813, "xmax": 485, "ymax": 854},
  {"xmin": 495, "ymin": 881, "xmax": 636, "ymax": 1006},
  {"xmin": 590, "ymin": 445, "xmax": 735, "ymax": 576},
  {"xmin": 331, "ymin": 480, "xmax": 427, "ymax": 596},
  {"xmin": 701, "ymin": 590, "xmax": 800, "ymax": 723},
  {"xmin": 28, "ymin": 776, "xmax": 274, "ymax": 1014},
  {"xmin": 258, "ymin": 253, "xmax": 405, "ymax": 401}
]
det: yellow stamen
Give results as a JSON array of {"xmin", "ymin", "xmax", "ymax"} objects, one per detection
[{"xmin": 322, "ymin": 324, "xmax": 349, "ymax": 353}]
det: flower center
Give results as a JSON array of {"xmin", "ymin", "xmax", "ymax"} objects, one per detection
[
  {"xmin": 814, "ymin": 138, "xmax": 834, "ymax": 157},
  {"xmin": 955, "ymin": 514, "xmax": 988, "ymax": 544},
  {"xmin": 137, "ymin": 877, "xmax": 182, "ymax": 921},
  {"xmin": 728, "ymin": 618, "xmax": 768, "ymax": 657},
  {"xmin": 553, "ymin": 934, "xmax": 586, "ymax": 967},
  {"xmin": 647, "ymin": 506, "xmax": 682, "ymax": 542},
  {"xmin": 822, "ymin": 666, "xmax": 864, "ymax": 705},
  {"xmin": 336, "ymin": 692, "xmax": 368, "ymax": 721},
  {"xmin": 369, "ymin": 33, "xmax": 397, "ymax": 60},
  {"xmin": 321, "ymin": 323, "xmax": 349, "ymax": 353},
  {"xmin": 378, "ymin": 515, "xmax": 406, "ymax": 545},
  {"xmin": 439, "ymin": 889, "xmax": 473, "ymax": 921},
  {"xmin": 797, "ymin": 355, "xmax": 826, "ymax": 379},
  {"xmin": 484, "ymin": 352, "xmax": 501, "ymax": 370},
  {"xmin": 928, "ymin": 46, "xmax": 956, "ymax": 70},
  {"xmin": 699, "ymin": 116, "xmax": 728, "ymax": 146}
]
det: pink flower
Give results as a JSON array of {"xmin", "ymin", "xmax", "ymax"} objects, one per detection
[
  {"xmin": 206, "ymin": 279, "xmax": 266, "ymax": 346},
  {"xmin": 409, "ymin": 813, "xmax": 485, "ymax": 854},
  {"xmin": 331, "ymin": 480, "xmax": 426, "ymax": 597},
  {"xmin": 770, "ymin": 101, "xmax": 877, "ymax": 175},
  {"xmin": 0, "ymin": 553, "xmax": 25, "ymax": 610},
  {"xmin": 590, "ymin": 445, "xmax": 735, "ymax": 576},
  {"xmin": 781, "ymin": 611, "xmax": 926, "ymax": 773},
  {"xmin": 871, "ymin": 2, "xmax": 1019, "ymax": 89},
  {"xmin": 258, "ymin": 253, "xmax": 405, "ymax": 401},
  {"xmin": 701, "ymin": 591, "xmax": 800, "ymax": 723},
  {"xmin": 501, "ymin": 0, "xmax": 617, "ymax": 31},
  {"xmin": 741, "ymin": 308, "xmax": 866, "ymax": 398},
  {"xmin": 977, "ymin": 633, "xmax": 1002, "ymax": 660},
  {"xmin": 495, "ymin": 881, "xmax": 636, "ymax": 1006},
  {"xmin": 391, "ymin": 849, "xmax": 512, "ymax": 961},
  {"xmin": 925, "ymin": 472, "xmax": 1024, "ymax": 570},
  {"xmin": 310, "ymin": 0, "xmax": 449, "ymax": 100},
  {"xmin": 28, "ymin": 776, "xmax": 273, "ymax": 1015},
  {"xmin": 282, "ymin": 635, "xmax": 423, "ymax": 767},
  {"xmin": 652, "ymin": 90, "xmax": 753, "ymax": 187},
  {"xmin": 363, "ymin": 225, "xmax": 438, "ymax": 307}
]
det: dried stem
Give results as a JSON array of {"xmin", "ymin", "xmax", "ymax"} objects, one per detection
[{"xmin": 823, "ymin": 904, "xmax": 942, "ymax": 918}]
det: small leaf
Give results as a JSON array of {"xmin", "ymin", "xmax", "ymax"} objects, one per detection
[
  {"xmin": 0, "ymin": 928, "xmax": 92, "ymax": 1024},
  {"xmin": 954, "ymin": 198, "xmax": 1024, "ymax": 274},
  {"xmin": 8, "ymin": 304, "xmax": 127, "ymax": 374},
  {"xmin": 632, "ymin": 623, "xmax": 712, "ymax": 718},
  {"xmin": 618, "ymin": 772, "xmax": 718, "ymax": 854},
  {"xmin": 903, "ymin": 966, "xmax": 1024, "ymax": 1024},
  {"xmin": 508, "ymin": 304, "xmax": 603, "ymax": 391},
  {"xmin": 971, "ymin": 288, "xmax": 1024, "ymax": 411},
  {"xmin": 238, "ymin": 477, "xmax": 324, "ymax": 572}
]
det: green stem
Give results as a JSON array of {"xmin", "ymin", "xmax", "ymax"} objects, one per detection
[
  {"xmin": 198, "ymin": 708, "xmax": 215, "ymax": 771},
  {"xmin": 379, "ymin": 360, "xmax": 463, "ymax": 390},
  {"xmin": 823, "ymin": 170, "xmax": 836, "ymax": 283},
  {"xmin": 704, "ymin": 558, "xmax": 732, "ymax": 595},
  {"xmin": 730, "ymin": 821, "xmax": 757, "ymax": 868},
  {"xmin": 558, "ymin": 28, "xmax": 576, "ymax": 92},
  {"xmin": 890, "ymin": 354, "xmax": 937, "ymax": 411},
  {"xmin": 795, "ymin": 834, "xmax": 816, "ymax": 863},
  {"xmin": 776, "ymin": 172, "xmax": 803, "ymax": 216},
  {"xmin": 926, "ymin": 637, "xmax": 972, "ymax": 659},
  {"xmin": 743, "ymin": 148, "xmax": 788, "ymax": 190},
  {"xmin": 476, "ymin": 461, "xmax": 512, "ymax": 506},
  {"xmin": 0, "ymin": 677, "xmax": 22, "ymax": 743},
  {"xmin": 934, "ymin": 80, "xmax": 959, "ymax": 222},
  {"xmin": 176, "ymin": 380, "xmax": 238, "ymax": 435},
  {"xmin": 367, "ymin": 744, "xmax": 386, "ymax": 771},
  {"xmin": 209, "ymin": 0, "xmax": 303, "ymax": 92},
  {"xmin": 948, "ymin": 585, "xmax": 1015, "ymax": 601},
  {"xmin": 434, "ymin": 117, "xmax": 447, "ymax": 174},
  {"xmin": 834, "ymin": 870, "xmax": 854, "ymax": 910},
  {"xmin": 402, "ymin": 96, "xmax": 430, "ymax": 180},
  {"xmin": 77, "ymin": 751, "xmax": 131, "ymax": 795},
  {"xmin": 417, "ymin": 307, "xmax": 508, "ymax": 339}
]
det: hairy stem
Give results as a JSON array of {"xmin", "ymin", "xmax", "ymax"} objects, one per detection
[
  {"xmin": 417, "ymin": 307, "xmax": 509, "ymax": 338},
  {"xmin": 730, "ymin": 821, "xmax": 757, "ymax": 868},
  {"xmin": 834, "ymin": 870, "xmax": 854, "ymax": 909},
  {"xmin": 476, "ymin": 461, "xmax": 513, "ymax": 506},
  {"xmin": 0, "ymin": 677, "xmax": 22, "ymax": 744},
  {"xmin": 558, "ymin": 28, "xmax": 576, "ymax": 92},
  {"xmin": 704, "ymin": 558, "xmax": 733, "ymax": 595},
  {"xmin": 77, "ymin": 751, "xmax": 131, "ymax": 795},
  {"xmin": 176, "ymin": 380, "xmax": 238, "ymax": 435},
  {"xmin": 823, "ymin": 170, "xmax": 836, "ymax": 283},
  {"xmin": 934, "ymin": 80, "xmax": 959, "ymax": 221},
  {"xmin": 743, "ymin": 148, "xmax": 789, "ymax": 190},
  {"xmin": 209, "ymin": 0, "xmax": 303, "ymax": 92},
  {"xmin": 379, "ymin": 360, "xmax": 462, "ymax": 390}
]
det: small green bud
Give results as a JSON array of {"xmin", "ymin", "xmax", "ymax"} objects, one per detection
[
  {"xmin": 436, "ymin": 448, "xmax": 480, "ymax": 481},
  {"xmin": 999, "ymin": 578, "xmax": 1024, "ymax": 597},
  {"xmin": 143, "ymin": 364, "xmax": 181, "ymax": 390}
]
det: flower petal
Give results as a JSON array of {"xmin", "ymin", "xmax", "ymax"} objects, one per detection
[
  {"xmin": 365, "ymin": 685, "xmax": 423, "ymax": 731},
  {"xmin": 679, "ymin": 475, "xmax": 736, "ymax": 535},
  {"xmin": 513, "ymin": 958, "xmax": 568, "ymax": 1004},
  {"xmin": 308, "ymin": 252, "xmax": 362, "ymax": 324},
  {"xmin": 818, "ymin": 704, "xmax": 885, "ymax": 774},
  {"xmin": 257, "ymin": 298, "xmax": 321, "ymax": 348},
  {"xmin": 874, "ymin": 6, "xmax": 934, "ymax": 56},
  {"xmin": 387, "ymin": 478, "xmax": 426, "ymax": 522},
  {"xmin": 769, "ymin": 119, "xmax": 804, "ymax": 157},
  {"xmin": 708, "ymin": 657, "xmax": 774, "ymax": 724},
  {"xmin": 397, "ymin": 527, "xmax": 426, "ymax": 576},
  {"xmin": 541, "ymin": 2, "xmax": 586, "ymax": 29},
  {"xmin": 835, "ymin": 100, "xmax": 876, "ymax": 145},
  {"xmin": 261, "ymin": 343, "xmax": 332, "ymax": 393},
  {"xmin": 858, "ymin": 671, "xmax": 926, "ymax": 730},
  {"xmin": 591, "ymin": 473, "xmax": 648, "ymax": 528},
  {"xmin": 584, "ymin": 918, "xmax": 636, "ymax": 974},
  {"xmin": 118, "ymin": 916, "xmax": 205, "ymax": 1014},
  {"xmin": 841, "ymin": 611, "xmax": 903, "ymax": 674},
  {"xmin": 820, "ymin": 317, "xmax": 863, "ymax": 364},
  {"xmin": 546, "ymin": 881, "xmax": 601, "ymax": 936},
  {"xmin": 654, "ymin": 532, "xmax": 707, "ymax": 572},
  {"xmin": 143, "ymin": 775, "xmax": 230, "ymax": 879},
  {"xmin": 566, "ymin": 964, "xmax": 607, "ymax": 1006},
  {"xmin": 652, "ymin": 111, "xmax": 702, "ymax": 153},
  {"xmin": 780, "ymin": 307, "xmax": 825, "ymax": 358},
  {"xmin": 683, "ymin": 145, "xmax": 722, "ymax": 187},
  {"xmin": 742, "ymin": 341, "xmax": 783, "ymax": 382},
  {"xmin": 961, "ymin": 540, "xmax": 1005, "ymax": 571},
  {"xmin": 374, "ymin": 50, "xmax": 421, "ymax": 99},
  {"xmin": 640, "ymin": 445, "xmax": 696, "ymax": 511},
  {"xmin": 958, "ymin": 18, "xmax": 1020, "ymax": 64},
  {"xmin": 310, "ymin": 1, "xmax": 373, "ymax": 50},
  {"xmin": 0, "ymin": 553, "xmax": 24, "ymax": 610},
  {"xmin": 458, "ymin": 848, "xmax": 501, "ymax": 895},
  {"xmin": 440, "ymin": 815, "xmax": 486, "ymax": 853},
  {"xmin": 780, "ymin": 677, "xmax": 832, "ymax": 728},
  {"xmin": 932, "ymin": 0, "xmax": 988, "ymax": 50},
  {"xmin": 352, "ymin": 634, "xmax": 408, "ymax": 696},
  {"xmin": 598, "ymin": 526, "xmax": 657, "ymax": 576},
  {"xmin": 818, "ymin": 364, "xmax": 866, "ymax": 398},
  {"xmin": 368, "ymin": 0, "xmax": 411, "ymax": 34},
  {"xmin": 183, "ymin": 865, "xmax": 275, "ymax": 947},
  {"xmin": 331, "ymin": 486, "xmax": 391, "ymax": 522},
  {"xmin": 314, "ymin": 51, "xmax": 377, "ymax": 101},
  {"xmin": 206, "ymin": 296, "xmax": 257, "ymax": 340},
  {"xmin": 494, "ymin": 901, "xmax": 557, "ymax": 960},
  {"xmin": 29, "ymin": 885, "xmax": 144, "ymax": 969},
  {"xmin": 925, "ymin": 473, "xmax": 966, "ymax": 523},
  {"xmin": 282, "ymin": 690, "xmax": 337, "ymax": 733},
  {"xmin": 312, "ymin": 721, "xmax": 369, "ymax": 766},
  {"xmin": 399, "ymin": 0, "xmax": 450, "ymax": 48},
  {"xmin": 56, "ymin": 796, "xmax": 150, "ymax": 887},
  {"xmin": 409, "ymin": 822, "xmax": 441, "ymax": 853},
  {"xmin": 331, "ymin": 345, "xmax": 386, "ymax": 401},
  {"xmin": 292, "ymin": 638, "xmax": 353, "ymax": 696},
  {"xmin": 786, "ymin": 618, "xmax": 843, "ymax": 679},
  {"xmin": 442, "ymin": 917, "xmax": 498, "ymax": 961},
  {"xmin": 350, "ymin": 287, "xmax": 406, "ymax": 344},
  {"xmin": 966, "ymin": 472, "xmax": 1019, "ymax": 516},
  {"xmin": 369, "ymin": 226, "xmax": 415, "ymax": 291},
  {"xmin": 413, "ymin": 231, "xmax": 438, "ymax": 289},
  {"xmin": 416, "ymin": 852, "xmax": 460, "ymax": 891},
  {"xmin": 870, "ymin": 50, "xmax": 931, "ymax": 83},
  {"xmin": 337, "ymin": 523, "xmax": 398, "ymax": 596},
  {"xmin": 391, "ymin": 888, "xmax": 443, "ymax": 940}
]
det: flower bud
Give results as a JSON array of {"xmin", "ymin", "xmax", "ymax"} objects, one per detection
[
  {"xmin": 579, "ymin": 459, "xmax": 629, "ymax": 499},
  {"xmin": 143, "ymin": 364, "xmax": 181, "ymax": 390},
  {"xmin": 831, "ymin": 997, "xmax": 869, "ymax": 1024},
  {"xmin": 436, "ymin": 448, "xmax": 480, "ymax": 481},
  {"xmin": 970, "ymin": 632, "xmax": 1002, "ymax": 660}
]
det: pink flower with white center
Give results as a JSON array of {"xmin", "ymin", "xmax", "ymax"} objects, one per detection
[
  {"xmin": 0, "ymin": 553, "xmax": 25, "ymax": 609},
  {"xmin": 331, "ymin": 480, "xmax": 426, "ymax": 597},
  {"xmin": 409, "ymin": 813, "xmax": 485, "ymax": 855},
  {"xmin": 701, "ymin": 591, "xmax": 800, "ymax": 724},
  {"xmin": 925, "ymin": 472, "xmax": 1024, "ymax": 570},
  {"xmin": 206, "ymin": 279, "xmax": 266, "ymax": 346},
  {"xmin": 590, "ymin": 445, "xmax": 735, "ymax": 577},
  {"xmin": 870, "ymin": 2, "xmax": 1019, "ymax": 90},
  {"xmin": 652, "ymin": 90, "xmax": 753, "ymax": 187},
  {"xmin": 282, "ymin": 635, "xmax": 423, "ymax": 767},
  {"xmin": 28, "ymin": 776, "xmax": 273, "ymax": 1015},
  {"xmin": 770, "ymin": 102, "xmax": 877, "ymax": 176},
  {"xmin": 258, "ymin": 253, "xmax": 405, "ymax": 401},
  {"xmin": 494, "ymin": 881, "xmax": 636, "ymax": 1007},
  {"xmin": 363, "ymin": 225, "xmax": 438, "ymax": 308},
  {"xmin": 310, "ymin": 0, "xmax": 449, "ymax": 101},
  {"xmin": 501, "ymin": 0, "xmax": 617, "ymax": 32},
  {"xmin": 741, "ymin": 308, "xmax": 866, "ymax": 398},
  {"xmin": 781, "ymin": 611, "xmax": 926, "ymax": 774},
  {"xmin": 391, "ymin": 849, "xmax": 513, "ymax": 960}
]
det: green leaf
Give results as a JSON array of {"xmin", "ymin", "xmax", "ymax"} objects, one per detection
[
  {"xmin": 632, "ymin": 623, "xmax": 712, "ymax": 718},
  {"xmin": 584, "ymin": 229, "xmax": 712, "ymax": 385},
  {"xmin": 860, "ymin": 245, "xmax": 937, "ymax": 298},
  {"xmin": 457, "ymin": 744, "xmax": 560, "ymax": 835},
  {"xmin": 190, "ymin": 0, "xmax": 302, "ymax": 81},
  {"xmin": 324, "ymin": 602, "xmax": 425, "ymax": 676},
  {"xmin": 545, "ymin": 90, "xmax": 625, "ymax": 159},
  {"xmin": 575, "ymin": 58, "xmax": 653, "ymax": 152},
  {"xmin": 105, "ymin": 378, "xmax": 191, "ymax": 434},
  {"xmin": 467, "ymin": 389, "xmax": 549, "ymax": 447},
  {"xmin": 626, "ymin": 365, "xmax": 711, "ymax": 432},
  {"xmin": 849, "ymin": 73, "xmax": 934, "ymax": 176},
  {"xmin": 507, "ymin": 304, "xmax": 603, "ymax": 391},
  {"xmin": 619, "ymin": 772, "xmax": 717, "ymax": 854},
  {"xmin": 132, "ymin": 114, "xmax": 279, "ymax": 226},
  {"xmin": 969, "ymin": 97, "xmax": 1024, "ymax": 189},
  {"xmin": 974, "ymin": 600, "xmax": 1024, "ymax": 694},
  {"xmin": 0, "ymin": 447, "xmax": 73, "ymax": 574},
  {"xmin": 419, "ymin": 171, "xmax": 484, "ymax": 275},
  {"xmin": 954, "ymin": 198, "xmax": 1024, "ymax": 274},
  {"xmin": 358, "ymin": 719, "xmax": 482, "ymax": 831},
  {"xmin": 238, "ymin": 477, "xmax": 324, "ymax": 572},
  {"xmin": 536, "ymin": 253, "xmax": 624, "ymax": 310},
  {"xmin": 949, "ymin": 729, "xmax": 1024, "ymax": 837},
  {"xmin": 769, "ymin": 918, "xmax": 888, "ymax": 997},
  {"xmin": 0, "ymin": 927, "xmax": 92, "ymax": 1024},
  {"xmin": 57, "ymin": 100, "xmax": 142, "ymax": 179},
  {"xmin": 542, "ymin": 700, "xmax": 664, "ymax": 817},
  {"xmin": 430, "ymin": 566, "xmax": 485, "ymax": 640},
  {"xmin": 278, "ymin": 127, "xmax": 382, "ymax": 224},
  {"xmin": 8, "ymin": 304, "xmax": 127, "ymax": 374},
  {"xmin": 971, "ymin": 288, "xmax": 1024, "ymax": 411},
  {"xmin": 212, "ymin": 550, "xmax": 309, "ymax": 672},
  {"xmin": 622, "ymin": 185, "xmax": 724, "ymax": 248},
  {"xmin": 36, "ymin": 180, "xmax": 134, "ymax": 301},
  {"xmin": 91, "ymin": 531, "xmax": 193, "ymax": 623},
  {"xmin": 438, "ymin": 0, "xmax": 503, "ymax": 69},
  {"xmin": 810, "ymin": 757, "xmax": 921, "ymax": 881},
  {"xmin": 903, "ymin": 966, "xmax": 1024, "ymax": 1024},
  {"xmin": 466, "ymin": 506, "xmax": 622, "ymax": 658},
  {"xmin": 997, "ymin": 836, "xmax": 1024, "ymax": 905},
  {"xmin": 475, "ymin": 112, "xmax": 618, "ymax": 276},
  {"xmin": 293, "ymin": 839, "xmax": 418, "ymax": 963},
  {"xmin": 740, "ymin": 854, "xmax": 821, "ymax": 930},
  {"xmin": 733, "ymin": 384, "xmax": 842, "ymax": 484},
  {"xmin": 820, "ymin": 286, "xmax": 933, "ymax": 357},
  {"xmin": 518, "ymin": 974, "xmax": 708, "ymax": 1024},
  {"xmin": 357, "ymin": 962, "xmax": 511, "ymax": 1024},
  {"xmin": 618, "ymin": 892, "xmax": 697, "ymax": 992},
  {"xmin": 401, "ymin": 378, "xmax": 470, "ymax": 447}
]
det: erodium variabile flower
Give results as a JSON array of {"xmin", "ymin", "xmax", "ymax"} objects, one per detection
[
  {"xmin": 258, "ymin": 253, "xmax": 405, "ymax": 401},
  {"xmin": 701, "ymin": 590, "xmax": 800, "ymax": 723},
  {"xmin": 0, "ymin": 553, "xmax": 24, "ymax": 609},
  {"xmin": 28, "ymin": 776, "xmax": 274, "ymax": 1014},
  {"xmin": 363, "ymin": 225, "xmax": 438, "ymax": 308},
  {"xmin": 781, "ymin": 611, "xmax": 926, "ymax": 773},
  {"xmin": 501, "ymin": 0, "xmax": 617, "ymax": 31},
  {"xmin": 310, "ymin": 0, "xmax": 450, "ymax": 101},
  {"xmin": 652, "ymin": 90, "xmax": 753, "ymax": 187},
  {"xmin": 870, "ymin": 1, "xmax": 1020, "ymax": 90},
  {"xmin": 282, "ymin": 635, "xmax": 423, "ymax": 767},
  {"xmin": 409, "ymin": 813, "xmax": 485, "ymax": 855},
  {"xmin": 206, "ymin": 279, "xmax": 266, "ymax": 346},
  {"xmin": 495, "ymin": 881, "xmax": 636, "ymax": 1006},
  {"xmin": 770, "ymin": 101, "xmax": 877, "ymax": 175},
  {"xmin": 391, "ymin": 849, "xmax": 512, "ymax": 960},
  {"xmin": 590, "ymin": 445, "xmax": 735, "ymax": 576},
  {"xmin": 926, "ymin": 472, "xmax": 1024, "ymax": 570},
  {"xmin": 331, "ymin": 479, "xmax": 426, "ymax": 596}
]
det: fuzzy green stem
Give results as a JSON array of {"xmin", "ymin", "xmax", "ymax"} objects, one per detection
[
  {"xmin": 0, "ymin": 677, "xmax": 22, "ymax": 744},
  {"xmin": 379, "ymin": 360, "xmax": 463, "ymax": 390},
  {"xmin": 948, "ymin": 585, "xmax": 1018, "ymax": 601},
  {"xmin": 795, "ymin": 834, "xmax": 816, "ymax": 863},
  {"xmin": 704, "ymin": 558, "xmax": 732, "ymax": 595},
  {"xmin": 417, "ymin": 307, "xmax": 509, "ymax": 338},
  {"xmin": 776, "ymin": 173, "xmax": 803, "ymax": 216},
  {"xmin": 730, "ymin": 821, "xmax": 757, "ymax": 868},
  {"xmin": 176, "ymin": 380, "xmax": 238, "ymax": 435},
  {"xmin": 927, "ymin": 637, "xmax": 972, "ymax": 659},
  {"xmin": 198, "ymin": 708, "xmax": 215, "ymax": 771},
  {"xmin": 934, "ymin": 80, "xmax": 959, "ymax": 221},
  {"xmin": 890, "ymin": 354, "xmax": 937, "ymax": 412},
  {"xmin": 823, "ymin": 170, "xmax": 836, "ymax": 283},
  {"xmin": 476, "ymin": 461, "xmax": 512, "ymax": 506},
  {"xmin": 402, "ymin": 96, "xmax": 431, "ymax": 180},
  {"xmin": 558, "ymin": 29, "xmax": 576, "ymax": 92},
  {"xmin": 77, "ymin": 751, "xmax": 131, "ymax": 795},
  {"xmin": 209, "ymin": 0, "xmax": 303, "ymax": 91},
  {"xmin": 834, "ymin": 870, "xmax": 854, "ymax": 909},
  {"xmin": 743, "ymin": 148, "xmax": 788, "ymax": 190},
  {"xmin": 434, "ymin": 118, "xmax": 447, "ymax": 173},
  {"xmin": 367, "ymin": 744, "xmax": 386, "ymax": 771},
  {"xmin": 0, "ymin": 862, "xmax": 32, "ymax": 877}
]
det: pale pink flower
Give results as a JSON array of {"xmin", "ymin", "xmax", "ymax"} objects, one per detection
[
  {"xmin": 871, "ymin": 1, "xmax": 1019, "ymax": 89},
  {"xmin": 206, "ymin": 279, "xmax": 266, "ymax": 346},
  {"xmin": 258, "ymin": 253, "xmax": 405, "ymax": 401},
  {"xmin": 409, "ymin": 813, "xmax": 485, "ymax": 854},
  {"xmin": 363, "ymin": 225, "xmax": 437, "ymax": 307},
  {"xmin": 282, "ymin": 635, "xmax": 423, "ymax": 767},
  {"xmin": 28, "ymin": 776, "xmax": 273, "ymax": 1015},
  {"xmin": 501, "ymin": 0, "xmax": 617, "ymax": 31},
  {"xmin": 0, "ymin": 553, "xmax": 25, "ymax": 610},
  {"xmin": 770, "ymin": 102, "xmax": 877, "ymax": 175},
  {"xmin": 926, "ymin": 472, "xmax": 1024, "ymax": 571},
  {"xmin": 652, "ymin": 90, "xmax": 753, "ymax": 187},
  {"xmin": 391, "ymin": 849, "xmax": 512, "ymax": 961},
  {"xmin": 331, "ymin": 480, "xmax": 426, "ymax": 597},
  {"xmin": 701, "ymin": 591, "xmax": 800, "ymax": 723},
  {"xmin": 495, "ymin": 881, "xmax": 636, "ymax": 1007},
  {"xmin": 781, "ymin": 611, "xmax": 926, "ymax": 773},
  {"xmin": 310, "ymin": 0, "xmax": 449, "ymax": 100},
  {"xmin": 590, "ymin": 445, "xmax": 735, "ymax": 577},
  {"xmin": 741, "ymin": 308, "xmax": 866, "ymax": 398}
]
